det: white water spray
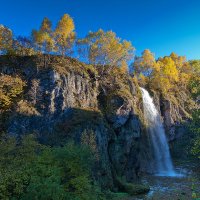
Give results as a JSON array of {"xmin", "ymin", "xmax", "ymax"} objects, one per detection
[{"xmin": 140, "ymin": 87, "xmax": 176, "ymax": 177}]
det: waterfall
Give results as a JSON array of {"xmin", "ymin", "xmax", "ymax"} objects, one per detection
[{"xmin": 140, "ymin": 87, "xmax": 176, "ymax": 176}]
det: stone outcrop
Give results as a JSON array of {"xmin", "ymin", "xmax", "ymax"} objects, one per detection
[
  {"xmin": 0, "ymin": 55, "xmax": 144, "ymax": 191},
  {"xmin": 149, "ymin": 89, "xmax": 196, "ymax": 141},
  {"xmin": 0, "ymin": 55, "xmax": 195, "ymax": 192},
  {"xmin": 0, "ymin": 55, "xmax": 196, "ymax": 192}
]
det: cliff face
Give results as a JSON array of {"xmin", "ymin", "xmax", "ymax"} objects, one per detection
[
  {"xmin": 0, "ymin": 55, "xmax": 195, "ymax": 189},
  {"xmin": 150, "ymin": 89, "xmax": 196, "ymax": 142},
  {"xmin": 0, "ymin": 55, "xmax": 143, "ymax": 189}
]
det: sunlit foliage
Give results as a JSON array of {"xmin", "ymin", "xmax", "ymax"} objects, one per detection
[
  {"xmin": 32, "ymin": 17, "xmax": 55, "ymax": 53},
  {"xmin": 0, "ymin": 25, "xmax": 13, "ymax": 54},
  {"xmin": 0, "ymin": 75, "xmax": 25, "ymax": 112},
  {"xmin": 31, "ymin": 14, "xmax": 76, "ymax": 55},
  {"xmin": 150, "ymin": 56, "xmax": 179, "ymax": 93},
  {"xmin": 54, "ymin": 14, "xmax": 76, "ymax": 56},
  {"xmin": 133, "ymin": 51, "xmax": 195, "ymax": 95},
  {"xmin": 78, "ymin": 29, "xmax": 135, "ymax": 67},
  {"xmin": 133, "ymin": 49, "xmax": 155, "ymax": 76}
]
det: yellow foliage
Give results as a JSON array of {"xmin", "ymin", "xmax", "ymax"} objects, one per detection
[
  {"xmin": 160, "ymin": 57, "xmax": 179, "ymax": 82},
  {"xmin": 54, "ymin": 14, "xmax": 76, "ymax": 55},
  {"xmin": 32, "ymin": 17, "xmax": 55, "ymax": 53},
  {"xmin": 78, "ymin": 29, "xmax": 135, "ymax": 67},
  {"xmin": 120, "ymin": 60, "xmax": 128, "ymax": 73},
  {"xmin": 55, "ymin": 14, "xmax": 75, "ymax": 38},
  {"xmin": 188, "ymin": 60, "xmax": 200, "ymax": 98},
  {"xmin": 9, "ymin": 37, "xmax": 36, "ymax": 56},
  {"xmin": 170, "ymin": 52, "xmax": 186, "ymax": 69},
  {"xmin": 138, "ymin": 73, "xmax": 148, "ymax": 86},
  {"xmin": 149, "ymin": 56, "xmax": 180, "ymax": 93},
  {"xmin": 133, "ymin": 49, "xmax": 155, "ymax": 75},
  {"xmin": 40, "ymin": 17, "xmax": 52, "ymax": 33},
  {"xmin": 0, "ymin": 75, "xmax": 25, "ymax": 111},
  {"xmin": 133, "ymin": 50, "xmax": 193, "ymax": 94},
  {"xmin": 0, "ymin": 25, "xmax": 13, "ymax": 53}
]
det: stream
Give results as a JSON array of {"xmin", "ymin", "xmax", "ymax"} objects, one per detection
[{"xmin": 127, "ymin": 162, "xmax": 200, "ymax": 200}]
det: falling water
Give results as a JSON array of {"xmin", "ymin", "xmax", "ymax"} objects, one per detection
[{"xmin": 140, "ymin": 87, "xmax": 176, "ymax": 177}]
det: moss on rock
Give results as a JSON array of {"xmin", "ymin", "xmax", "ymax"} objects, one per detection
[{"xmin": 115, "ymin": 177, "xmax": 150, "ymax": 195}]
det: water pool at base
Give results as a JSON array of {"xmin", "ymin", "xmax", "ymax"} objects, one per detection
[{"xmin": 124, "ymin": 163, "xmax": 200, "ymax": 200}]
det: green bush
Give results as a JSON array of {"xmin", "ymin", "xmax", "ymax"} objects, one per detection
[
  {"xmin": 0, "ymin": 135, "xmax": 105, "ymax": 200},
  {"xmin": 190, "ymin": 110, "xmax": 200, "ymax": 159}
]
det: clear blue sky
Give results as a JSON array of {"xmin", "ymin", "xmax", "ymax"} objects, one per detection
[{"xmin": 0, "ymin": 0, "xmax": 200, "ymax": 60}]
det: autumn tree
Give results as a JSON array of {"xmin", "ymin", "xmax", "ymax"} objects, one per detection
[
  {"xmin": 78, "ymin": 29, "xmax": 135, "ymax": 67},
  {"xmin": 120, "ymin": 60, "xmax": 129, "ymax": 73},
  {"xmin": 0, "ymin": 25, "xmax": 36, "ymax": 56},
  {"xmin": 138, "ymin": 73, "xmax": 148, "ymax": 87},
  {"xmin": 0, "ymin": 25, "xmax": 13, "ymax": 54},
  {"xmin": 0, "ymin": 75, "xmax": 25, "ymax": 112},
  {"xmin": 149, "ymin": 56, "xmax": 179, "ymax": 93},
  {"xmin": 11, "ymin": 36, "xmax": 36, "ymax": 56},
  {"xmin": 134, "ymin": 51, "xmax": 192, "ymax": 94},
  {"xmin": 54, "ymin": 14, "xmax": 76, "ymax": 56},
  {"xmin": 170, "ymin": 52, "xmax": 187, "ymax": 70},
  {"xmin": 133, "ymin": 49, "xmax": 155, "ymax": 76},
  {"xmin": 32, "ymin": 17, "xmax": 55, "ymax": 53},
  {"xmin": 169, "ymin": 52, "xmax": 191, "ymax": 85}
]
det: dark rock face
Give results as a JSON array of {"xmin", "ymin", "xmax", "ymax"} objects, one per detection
[
  {"xmin": 150, "ymin": 89, "xmax": 195, "ymax": 141},
  {"xmin": 160, "ymin": 98, "xmax": 184, "ymax": 140},
  {"xmin": 0, "ymin": 55, "xmax": 194, "ymax": 190},
  {"xmin": 105, "ymin": 94, "xmax": 142, "ymax": 182},
  {"xmin": 0, "ymin": 55, "xmax": 143, "ymax": 190},
  {"xmin": 7, "ymin": 69, "xmax": 98, "ymax": 135},
  {"xmin": 0, "ymin": 55, "xmax": 195, "ymax": 191}
]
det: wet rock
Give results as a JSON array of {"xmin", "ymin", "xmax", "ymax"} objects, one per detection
[{"xmin": 115, "ymin": 177, "xmax": 150, "ymax": 195}]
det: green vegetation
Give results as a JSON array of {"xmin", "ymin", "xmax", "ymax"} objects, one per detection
[
  {"xmin": 0, "ymin": 135, "xmax": 105, "ymax": 200},
  {"xmin": 189, "ymin": 60, "xmax": 200, "ymax": 99},
  {"xmin": 190, "ymin": 110, "xmax": 200, "ymax": 159}
]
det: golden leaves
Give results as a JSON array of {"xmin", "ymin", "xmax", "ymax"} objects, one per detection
[
  {"xmin": 0, "ymin": 25, "xmax": 13, "ymax": 52},
  {"xmin": 32, "ymin": 14, "xmax": 76, "ymax": 55},
  {"xmin": 0, "ymin": 75, "xmax": 25, "ymax": 111},
  {"xmin": 78, "ymin": 29, "xmax": 135, "ymax": 67}
]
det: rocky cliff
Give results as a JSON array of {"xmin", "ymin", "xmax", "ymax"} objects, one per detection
[
  {"xmin": 0, "ymin": 55, "xmax": 195, "ymax": 191},
  {"xmin": 0, "ymin": 55, "xmax": 146, "ymax": 191},
  {"xmin": 148, "ymin": 88, "xmax": 196, "ymax": 140},
  {"xmin": 149, "ymin": 87, "xmax": 198, "ymax": 160}
]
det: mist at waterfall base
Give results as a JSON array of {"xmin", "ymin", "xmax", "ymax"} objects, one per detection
[{"xmin": 140, "ymin": 88, "xmax": 184, "ymax": 177}]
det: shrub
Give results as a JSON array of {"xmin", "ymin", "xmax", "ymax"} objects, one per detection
[{"xmin": 0, "ymin": 135, "xmax": 105, "ymax": 200}]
